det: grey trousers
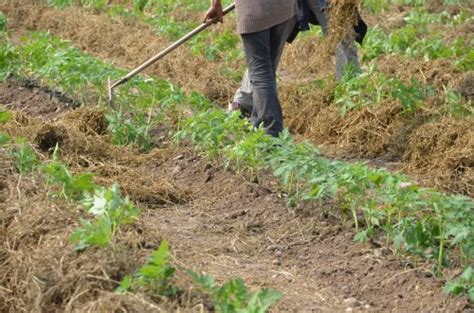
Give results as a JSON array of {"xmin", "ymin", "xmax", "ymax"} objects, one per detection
[
  {"xmin": 233, "ymin": 0, "xmax": 361, "ymax": 109},
  {"xmin": 241, "ymin": 17, "xmax": 297, "ymax": 137}
]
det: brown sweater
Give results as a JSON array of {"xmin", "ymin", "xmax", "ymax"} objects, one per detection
[{"xmin": 235, "ymin": 0, "xmax": 299, "ymax": 34}]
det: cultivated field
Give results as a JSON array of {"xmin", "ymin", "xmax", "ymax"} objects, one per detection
[{"xmin": 0, "ymin": 0, "xmax": 473, "ymax": 311}]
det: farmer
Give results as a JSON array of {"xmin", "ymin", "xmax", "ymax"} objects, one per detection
[
  {"xmin": 204, "ymin": 0, "xmax": 299, "ymax": 137},
  {"xmin": 230, "ymin": 0, "xmax": 367, "ymax": 117}
]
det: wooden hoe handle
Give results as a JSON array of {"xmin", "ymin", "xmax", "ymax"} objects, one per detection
[{"xmin": 108, "ymin": 2, "xmax": 236, "ymax": 102}]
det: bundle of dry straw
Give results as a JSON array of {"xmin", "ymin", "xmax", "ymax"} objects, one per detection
[{"xmin": 324, "ymin": 0, "xmax": 362, "ymax": 57}]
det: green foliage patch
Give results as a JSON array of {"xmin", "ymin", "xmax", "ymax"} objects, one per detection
[
  {"xmin": 117, "ymin": 240, "xmax": 178, "ymax": 296},
  {"xmin": 191, "ymin": 271, "xmax": 283, "ymax": 313},
  {"xmin": 71, "ymin": 183, "xmax": 140, "ymax": 250},
  {"xmin": 12, "ymin": 140, "xmax": 39, "ymax": 174}
]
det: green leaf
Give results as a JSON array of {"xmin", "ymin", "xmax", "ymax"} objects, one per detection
[
  {"xmin": 0, "ymin": 111, "xmax": 12, "ymax": 124},
  {"xmin": 461, "ymin": 266, "xmax": 473, "ymax": 281},
  {"xmin": 72, "ymin": 173, "xmax": 96, "ymax": 193},
  {"xmin": 189, "ymin": 271, "xmax": 217, "ymax": 291},
  {"xmin": 249, "ymin": 289, "xmax": 283, "ymax": 313},
  {"xmin": 0, "ymin": 132, "xmax": 10, "ymax": 146},
  {"xmin": 116, "ymin": 274, "xmax": 133, "ymax": 293}
]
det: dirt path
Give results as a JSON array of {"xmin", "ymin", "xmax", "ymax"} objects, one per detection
[
  {"xmin": 2, "ymin": 81, "xmax": 470, "ymax": 312},
  {"xmin": 152, "ymin": 152, "xmax": 470, "ymax": 312}
]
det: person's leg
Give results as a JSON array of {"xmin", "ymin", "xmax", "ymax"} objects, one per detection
[
  {"xmin": 241, "ymin": 17, "xmax": 295, "ymax": 137},
  {"xmin": 232, "ymin": 20, "xmax": 294, "ymax": 115},
  {"xmin": 231, "ymin": 69, "xmax": 254, "ymax": 114},
  {"xmin": 305, "ymin": 0, "xmax": 361, "ymax": 80},
  {"xmin": 269, "ymin": 17, "xmax": 296, "ymax": 73}
]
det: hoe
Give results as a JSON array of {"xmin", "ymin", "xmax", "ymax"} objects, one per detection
[{"xmin": 107, "ymin": 3, "xmax": 235, "ymax": 105}]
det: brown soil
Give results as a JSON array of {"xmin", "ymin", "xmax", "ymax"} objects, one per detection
[
  {"xmin": 0, "ymin": 79, "xmax": 74, "ymax": 121},
  {"xmin": 1, "ymin": 80, "xmax": 472, "ymax": 311}
]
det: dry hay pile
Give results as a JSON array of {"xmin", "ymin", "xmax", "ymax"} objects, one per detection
[
  {"xmin": 0, "ymin": 170, "xmax": 176, "ymax": 311},
  {"xmin": 404, "ymin": 117, "xmax": 474, "ymax": 194},
  {"xmin": 280, "ymin": 86, "xmax": 473, "ymax": 196},
  {"xmin": 324, "ymin": 0, "xmax": 361, "ymax": 58},
  {"xmin": 0, "ymin": 107, "xmax": 198, "ymax": 311},
  {"xmin": 0, "ymin": 107, "xmax": 189, "ymax": 206}
]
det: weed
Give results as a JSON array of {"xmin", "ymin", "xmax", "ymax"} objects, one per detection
[
  {"xmin": 0, "ymin": 11, "xmax": 7, "ymax": 32},
  {"xmin": 133, "ymin": 0, "xmax": 148, "ymax": 12},
  {"xmin": 70, "ymin": 216, "xmax": 113, "ymax": 250},
  {"xmin": 117, "ymin": 240, "xmax": 179, "ymax": 296},
  {"xmin": 444, "ymin": 266, "xmax": 474, "ymax": 301},
  {"xmin": 106, "ymin": 110, "xmax": 156, "ymax": 151},
  {"xmin": 0, "ymin": 111, "xmax": 12, "ymax": 123},
  {"xmin": 191, "ymin": 271, "xmax": 282, "ymax": 313},
  {"xmin": 82, "ymin": 184, "xmax": 139, "ymax": 225},
  {"xmin": 71, "ymin": 183, "xmax": 140, "ymax": 250},
  {"xmin": 41, "ymin": 146, "xmax": 96, "ymax": 200},
  {"xmin": 0, "ymin": 35, "xmax": 19, "ymax": 80},
  {"xmin": 47, "ymin": 0, "xmax": 73, "ymax": 8},
  {"xmin": 12, "ymin": 140, "xmax": 38, "ymax": 174},
  {"xmin": 0, "ymin": 132, "xmax": 10, "ymax": 146}
]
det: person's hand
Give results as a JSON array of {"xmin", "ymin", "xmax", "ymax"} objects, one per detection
[{"xmin": 203, "ymin": 1, "xmax": 223, "ymax": 23}]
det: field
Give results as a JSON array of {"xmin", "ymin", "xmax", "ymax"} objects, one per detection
[{"xmin": 0, "ymin": 0, "xmax": 473, "ymax": 311}]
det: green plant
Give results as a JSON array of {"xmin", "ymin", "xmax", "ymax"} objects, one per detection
[
  {"xmin": 0, "ymin": 35, "xmax": 19, "ymax": 80},
  {"xmin": 224, "ymin": 125, "xmax": 273, "ymax": 178},
  {"xmin": 12, "ymin": 140, "xmax": 39, "ymax": 174},
  {"xmin": 41, "ymin": 146, "xmax": 96, "ymax": 200},
  {"xmin": 81, "ymin": 0, "xmax": 107, "ymax": 10},
  {"xmin": 0, "ymin": 132, "xmax": 10, "ymax": 146},
  {"xmin": 191, "ymin": 272, "xmax": 282, "ymax": 313},
  {"xmin": 0, "ymin": 11, "xmax": 7, "ymax": 32},
  {"xmin": 444, "ymin": 266, "xmax": 474, "ymax": 301},
  {"xmin": 442, "ymin": 88, "xmax": 473, "ymax": 117},
  {"xmin": 134, "ymin": 0, "xmax": 148, "ymax": 12},
  {"xmin": 0, "ymin": 111, "xmax": 12, "ymax": 123},
  {"xmin": 175, "ymin": 110, "xmax": 248, "ymax": 159},
  {"xmin": 71, "ymin": 183, "xmax": 140, "ymax": 250},
  {"xmin": 391, "ymin": 79, "xmax": 426, "ymax": 113},
  {"xmin": 363, "ymin": 0, "xmax": 389, "ymax": 14},
  {"xmin": 47, "ymin": 0, "xmax": 73, "ymax": 8},
  {"xmin": 70, "ymin": 216, "xmax": 113, "ymax": 250},
  {"xmin": 362, "ymin": 25, "xmax": 472, "ymax": 68},
  {"xmin": 334, "ymin": 66, "xmax": 390, "ymax": 115},
  {"xmin": 106, "ymin": 110, "xmax": 156, "ymax": 151},
  {"xmin": 117, "ymin": 240, "xmax": 179, "ymax": 296}
]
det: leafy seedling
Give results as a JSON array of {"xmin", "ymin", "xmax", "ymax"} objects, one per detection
[
  {"xmin": 190, "ymin": 271, "xmax": 282, "ymax": 312},
  {"xmin": 117, "ymin": 240, "xmax": 179, "ymax": 296},
  {"xmin": 12, "ymin": 141, "xmax": 39, "ymax": 174},
  {"xmin": 444, "ymin": 266, "xmax": 474, "ymax": 301},
  {"xmin": 41, "ymin": 146, "xmax": 96, "ymax": 200}
]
